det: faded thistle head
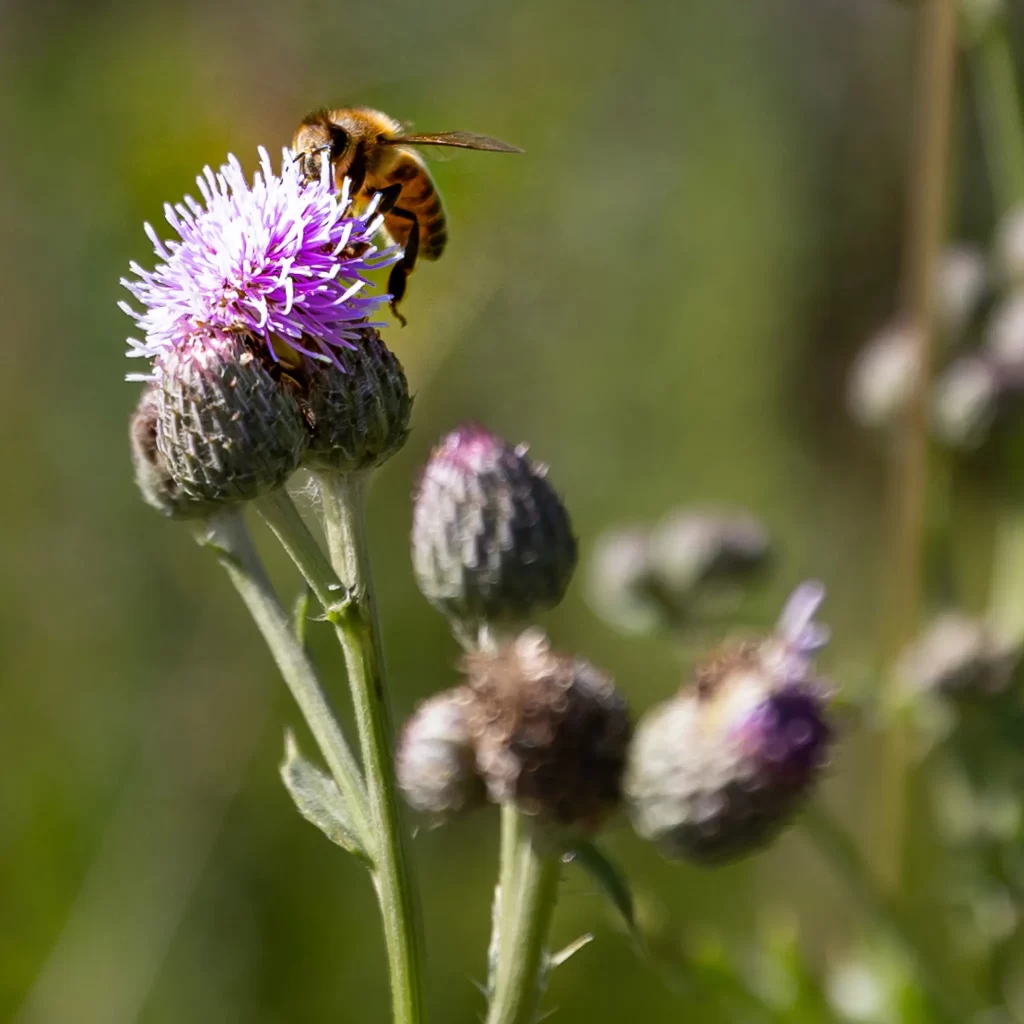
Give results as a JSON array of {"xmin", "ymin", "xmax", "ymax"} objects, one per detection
[
  {"xmin": 411, "ymin": 424, "xmax": 578, "ymax": 628},
  {"xmin": 121, "ymin": 148, "xmax": 406, "ymax": 512},
  {"xmin": 627, "ymin": 581, "xmax": 834, "ymax": 863},
  {"xmin": 461, "ymin": 630, "xmax": 631, "ymax": 834}
]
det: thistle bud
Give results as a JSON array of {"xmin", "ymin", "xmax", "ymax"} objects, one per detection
[
  {"xmin": 463, "ymin": 629, "xmax": 630, "ymax": 832},
  {"xmin": 847, "ymin": 323, "xmax": 918, "ymax": 431},
  {"xmin": 155, "ymin": 336, "xmax": 307, "ymax": 508},
  {"xmin": 130, "ymin": 386, "xmax": 218, "ymax": 519},
  {"xmin": 897, "ymin": 612, "xmax": 1021, "ymax": 701},
  {"xmin": 586, "ymin": 528, "xmax": 662, "ymax": 635},
  {"xmin": 396, "ymin": 687, "xmax": 485, "ymax": 818},
  {"xmin": 627, "ymin": 582, "xmax": 833, "ymax": 863},
  {"xmin": 932, "ymin": 357, "xmax": 999, "ymax": 449},
  {"xmin": 411, "ymin": 425, "xmax": 578, "ymax": 626},
  {"xmin": 650, "ymin": 508, "xmax": 771, "ymax": 596},
  {"xmin": 301, "ymin": 328, "xmax": 412, "ymax": 473}
]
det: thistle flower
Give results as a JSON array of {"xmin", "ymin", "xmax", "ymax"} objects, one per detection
[
  {"xmin": 627, "ymin": 582, "xmax": 833, "ymax": 863},
  {"xmin": 463, "ymin": 630, "xmax": 631, "ymax": 833},
  {"xmin": 120, "ymin": 147, "xmax": 398, "ymax": 377},
  {"xmin": 411, "ymin": 425, "xmax": 578, "ymax": 627},
  {"xmin": 397, "ymin": 687, "xmax": 485, "ymax": 818}
]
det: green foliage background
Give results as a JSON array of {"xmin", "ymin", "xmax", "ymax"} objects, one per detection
[{"xmin": 0, "ymin": 0, "xmax": 1014, "ymax": 1020}]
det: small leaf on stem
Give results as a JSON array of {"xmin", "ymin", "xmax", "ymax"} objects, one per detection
[{"xmin": 280, "ymin": 731, "xmax": 371, "ymax": 863}]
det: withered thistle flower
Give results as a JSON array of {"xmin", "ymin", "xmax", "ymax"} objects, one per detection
[
  {"xmin": 411, "ymin": 425, "xmax": 578, "ymax": 627},
  {"xmin": 397, "ymin": 687, "xmax": 485, "ymax": 819},
  {"xmin": 462, "ymin": 630, "xmax": 631, "ymax": 833},
  {"xmin": 627, "ymin": 582, "xmax": 833, "ymax": 863}
]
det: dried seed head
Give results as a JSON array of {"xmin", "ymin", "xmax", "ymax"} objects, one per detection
[
  {"xmin": 897, "ymin": 612, "xmax": 1022, "ymax": 701},
  {"xmin": 411, "ymin": 425, "xmax": 578, "ymax": 626},
  {"xmin": 627, "ymin": 582, "xmax": 833, "ymax": 863},
  {"xmin": 301, "ymin": 327, "xmax": 412, "ymax": 473},
  {"xmin": 396, "ymin": 687, "xmax": 485, "ymax": 818},
  {"xmin": 154, "ymin": 335, "xmax": 307, "ymax": 509},
  {"xmin": 463, "ymin": 629, "xmax": 630, "ymax": 832}
]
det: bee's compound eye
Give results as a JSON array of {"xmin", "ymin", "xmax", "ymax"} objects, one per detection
[{"xmin": 329, "ymin": 127, "xmax": 349, "ymax": 160}]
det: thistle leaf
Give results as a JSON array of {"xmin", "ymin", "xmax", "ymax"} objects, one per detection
[
  {"xmin": 280, "ymin": 732, "xmax": 369, "ymax": 863},
  {"xmin": 569, "ymin": 840, "xmax": 637, "ymax": 936}
]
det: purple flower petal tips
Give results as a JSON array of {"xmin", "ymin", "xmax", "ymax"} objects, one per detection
[{"xmin": 121, "ymin": 147, "xmax": 400, "ymax": 379}]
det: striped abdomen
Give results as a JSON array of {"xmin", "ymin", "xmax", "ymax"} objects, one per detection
[{"xmin": 375, "ymin": 148, "xmax": 448, "ymax": 261}]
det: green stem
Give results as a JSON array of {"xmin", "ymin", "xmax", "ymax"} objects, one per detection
[
  {"xmin": 803, "ymin": 804, "xmax": 967, "ymax": 1023},
  {"xmin": 317, "ymin": 472, "xmax": 426, "ymax": 1024},
  {"xmin": 197, "ymin": 510, "xmax": 371, "ymax": 845},
  {"xmin": 969, "ymin": 9, "xmax": 1024, "ymax": 211},
  {"xmin": 877, "ymin": 0, "xmax": 959, "ymax": 890},
  {"xmin": 487, "ymin": 818, "xmax": 561, "ymax": 1024}
]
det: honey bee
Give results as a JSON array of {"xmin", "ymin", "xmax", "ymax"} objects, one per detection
[{"xmin": 292, "ymin": 107, "xmax": 521, "ymax": 324}]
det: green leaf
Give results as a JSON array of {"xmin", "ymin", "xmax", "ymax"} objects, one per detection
[
  {"xmin": 279, "ymin": 731, "xmax": 369, "ymax": 863},
  {"xmin": 569, "ymin": 840, "xmax": 637, "ymax": 936}
]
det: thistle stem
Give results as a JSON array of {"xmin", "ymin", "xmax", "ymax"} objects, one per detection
[
  {"xmin": 877, "ymin": 0, "xmax": 958, "ymax": 889},
  {"xmin": 317, "ymin": 472, "xmax": 426, "ymax": 1024},
  {"xmin": 486, "ymin": 816, "xmax": 561, "ymax": 1024},
  {"xmin": 196, "ymin": 509, "xmax": 372, "ymax": 844},
  {"xmin": 803, "ymin": 804, "xmax": 967, "ymax": 1024}
]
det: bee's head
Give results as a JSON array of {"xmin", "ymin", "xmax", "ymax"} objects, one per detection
[{"xmin": 292, "ymin": 113, "xmax": 351, "ymax": 184}]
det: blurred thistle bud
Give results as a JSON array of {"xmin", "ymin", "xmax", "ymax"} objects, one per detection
[
  {"xmin": 984, "ymin": 293, "xmax": 1024, "ymax": 382},
  {"xmin": 587, "ymin": 509, "xmax": 772, "ymax": 635},
  {"xmin": 411, "ymin": 424, "xmax": 578, "ymax": 627},
  {"xmin": 932, "ymin": 356, "xmax": 999, "ymax": 450},
  {"xmin": 301, "ymin": 327, "xmax": 412, "ymax": 473},
  {"xmin": 847, "ymin": 322, "xmax": 918, "ymax": 431},
  {"xmin": 897, "ymin": 612, "xmax": 1021, "ymax": 701},
  {"xmin": 651, "ymin": 507, "xmax": 771, "ymax": 596},
  {"xmin": 626, "ymin": 582, "xmax": 833, "ymax": 863},
  {"xmin": 396, "ymin": 687, "xmax": 485, "ymax": 819},
  {"xmin": 586, "ymin": 528, "xmax": 662, "ymax": 635},
  {"xmin": 936, "ymin": 245, "xmax": 988, "ymax": 340},
  {"xmin": 463, "ymin": 629, "xmax": 631, "ymax": 832},
  {"xmin": 155, "ymin": 335, "xmax": 308, "ymax": 508},
  {"xmin": 996, "ymin": 203, "xmax": 1024, "ymax": 287}
]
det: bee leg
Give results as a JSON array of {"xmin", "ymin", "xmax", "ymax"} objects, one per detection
[
  {"xmin": 386, "ymin": 208, "xmax": 419, "ymax": 327},
  {"xmin": 376, "ymin": 183, "xmax": 403, "ymax": 214}
]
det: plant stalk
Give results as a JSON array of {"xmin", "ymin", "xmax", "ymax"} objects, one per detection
[
  {"xmin": 486, "ymin": 817, "xmax": 561, "ymax": 1024},
  {"xmin": 877, "ymin": 0, "xmax": 958, "ymax": 889},
  {"xmin": 197, "ymin": 509, "xmax": 372, "ymax": 844},
  {"xmin": 317, "ymin": 472, "xmax": 426, "ymax": 1024}
]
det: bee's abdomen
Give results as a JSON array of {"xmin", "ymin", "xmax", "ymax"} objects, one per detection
[{"xmin": 382, "ymin": 153, "xmax": 448, "ymax": 262}]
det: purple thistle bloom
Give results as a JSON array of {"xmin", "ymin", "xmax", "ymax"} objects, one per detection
[{"xmin": 120, "ymin": 147, "xmax": 400, "ymax": 380}]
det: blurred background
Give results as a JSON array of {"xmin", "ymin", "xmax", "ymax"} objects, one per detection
[{"xmin": 2, "ymin": 0, "xmax": 1021, "ymax": 1020}]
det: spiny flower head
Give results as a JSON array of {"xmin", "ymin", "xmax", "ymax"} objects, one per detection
[{"xmin": 120, "ymin": 147, "xmax": 399, "ymax": 379}]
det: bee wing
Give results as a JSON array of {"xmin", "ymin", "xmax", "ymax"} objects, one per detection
[{"xmin": 387, "ymin": 131, "xmax": 523, "ymax": 153}]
